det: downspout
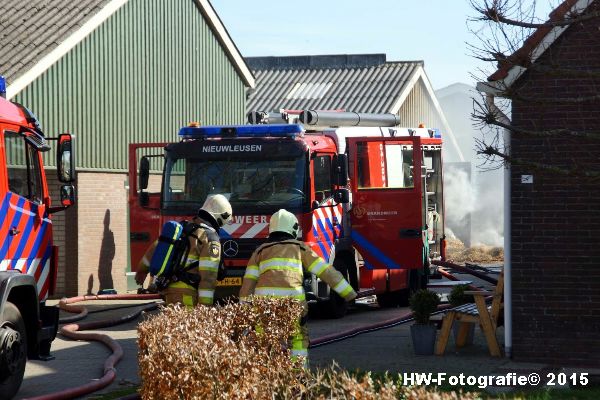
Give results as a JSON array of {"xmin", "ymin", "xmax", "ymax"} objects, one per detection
[{"xmin": 484, "ymin": 93, "xmax": 512, "ymax": 358}]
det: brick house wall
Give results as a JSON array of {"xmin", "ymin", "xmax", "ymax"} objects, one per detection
[
  {"xmin": 75, "ymin": 172, "xmax": 129, "ymax": 296},
  {"xmin": 46, "ymin": 170, "xmax": 146, "ymax": 298},
  {"xmin": 509, "ymin": 1, "xmax": 600, "ymax": 366},
  {"xmin": 46, "ymin": 171, "xmax": 129, "ymax": 297}
]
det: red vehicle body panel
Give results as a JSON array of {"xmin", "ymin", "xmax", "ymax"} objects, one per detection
[
  {"xmin": 347, "ymin": 136, "xmax": 423, "ymax": 271},
  {"xmin": 0, "ymin": 97, "xmax": 56, "ymax": 300}
]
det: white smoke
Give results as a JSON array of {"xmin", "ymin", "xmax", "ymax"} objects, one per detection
[
  {"xmin": 436, "ymin": 83, "xmax": 504, "ymax": 248},
  {"xmin": 444, "ymin": 165, "xmax": 476, "ymax": 245},
  {"xmin": 444, "ymin": 165, "xmax": 504, "ymax": 247},
  {"xmin": 471, "ymin": 169, "xmax": 504, "ymax": 246}
]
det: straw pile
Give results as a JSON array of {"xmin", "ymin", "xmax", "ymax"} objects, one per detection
[{"xmin": 446, "ymin": 237, "xmax": 504, "ymax": 263}]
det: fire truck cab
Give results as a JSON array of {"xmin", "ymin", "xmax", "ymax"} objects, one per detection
[
  {"xmin": 0, "ymin": 75, "xmax": 76, "ymax": 399},
  {"xmin": 128, "ymin": 110, "xmax": 444, "ymax": 318}
]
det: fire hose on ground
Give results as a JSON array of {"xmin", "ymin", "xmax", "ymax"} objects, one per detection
[
  {"xmin": 22, "ymin": 294, "xmax": 161, "ymax": 400},
  {"xmin": 433, "ymin": 260, "xmax": 498, "ymax": 285},
  {"xmin": 23, "ymin": 262, "xmax": 496, "ymax": 400},
  {"xmin": 311, "ymin": 261, "xmax": 497, "ymax": 347},
  {"xmin": 309, "ymin": 304, "xmax": 453, "ymax": 348}
]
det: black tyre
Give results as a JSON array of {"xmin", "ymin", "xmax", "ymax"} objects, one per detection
[
  {"xmin": 376, "ymin": 292, "xmax": 397, "ymax": 308},
  {"xmin": 0, "ymin": 302, "xmax": 27, "ymax": 399}
]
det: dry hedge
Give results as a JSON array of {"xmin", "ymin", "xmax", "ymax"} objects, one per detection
[
  {"xmin": 138, "ymin": 298, "xmax": 479, "ymax": 400},
  {"xmin": 138, "ymin": 297, "xmax": 306, "ymax": 399}
]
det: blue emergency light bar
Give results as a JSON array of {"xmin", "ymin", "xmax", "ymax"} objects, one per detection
[
  {"xmin": 179, "ymin": 123, "xmax": 304, "ymax": 139},
  {"xmin": 0, "ymin": 75, "xmax": 6, "ymax": 98}
]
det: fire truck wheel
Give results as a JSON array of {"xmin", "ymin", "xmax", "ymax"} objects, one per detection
[
  {"xmin": 0, "ymin": 302, "xmax": 27, "ymax": 399},
  {"xmin": 412, "ymin": 268, "xmax": 428, "ymax": 291}
]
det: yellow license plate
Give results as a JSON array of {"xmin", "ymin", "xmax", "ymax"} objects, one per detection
[{"xmin": 216, "ymin": 277, "xmax": 242, "ymax": 287}]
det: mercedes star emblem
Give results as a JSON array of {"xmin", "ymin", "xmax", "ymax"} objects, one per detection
[{"xmin": 223, "ymin": 240, "xmax": 239, "ymax": 257}]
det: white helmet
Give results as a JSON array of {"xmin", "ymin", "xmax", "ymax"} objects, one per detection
[
  {"xmin": 200, "ymin": 194, "xmax": 232, "ymax": 227},
  {"xmin": 269, "ymin": 209, "xmax": 299, "ymax": 238}
]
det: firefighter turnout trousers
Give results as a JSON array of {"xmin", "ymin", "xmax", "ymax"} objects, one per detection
[{"xmin": 239, "ymin": 239, "xmax": 357, "ymax": 362}]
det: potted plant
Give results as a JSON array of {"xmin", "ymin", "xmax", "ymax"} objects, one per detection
[
  {"xmin": 448, "ymin": 284, "xmax": 475, "ymax": 345},
  {"xmin": 409, "ymin": 289, "xmax": 440, "ymax": 355}
]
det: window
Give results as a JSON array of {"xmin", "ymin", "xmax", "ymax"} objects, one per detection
[
  {"xmin": 4, "ymin": 131, "xmax": 43, "ymax": 202},
  {"xmin": 313, "ymin": 155, "xmax": 332, "ymax": 201},
  {"xmin": 163, "ymin": 156, "xmax": 307, "ymax": 213},
  {"xmin": 356, "ymin": 141, "xmax": 414, "ymax": 189}
]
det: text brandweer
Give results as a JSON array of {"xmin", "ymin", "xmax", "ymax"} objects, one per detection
[{"xmin": 202, "ymin": 145, "xmax": 262, "ymax": 153}]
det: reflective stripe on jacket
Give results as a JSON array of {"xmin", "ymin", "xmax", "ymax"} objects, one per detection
[
  {"xmin": 189, "ymin": 226, "xmax": 220, "ymax": 305},
  {"xmin": 239, "ymin": 239, "xmax": 357, "ymax": 302}
]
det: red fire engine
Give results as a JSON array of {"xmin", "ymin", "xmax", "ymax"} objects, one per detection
[
  {"xmin": 0, "ymin": 75, "xmax": 76, "ymax": 398},
  {"xmin": 128, "ymin": 110, "xmax": 445, "ymax": 318}
]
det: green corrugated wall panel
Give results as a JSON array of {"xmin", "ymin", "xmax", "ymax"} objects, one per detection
[{"xmin": 13, "ymin": 0, "xmax": 246, "ymax": 171}]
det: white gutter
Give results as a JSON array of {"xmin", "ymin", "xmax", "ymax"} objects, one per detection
[
  {"xmin": 498, "ymin": 98, "xmax": 512, "ymax": 359},
  {"xmin": 480, "ymin": 86, "xmax": 512, "ymax": 358}
]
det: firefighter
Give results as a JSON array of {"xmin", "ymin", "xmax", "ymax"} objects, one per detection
[
  {"xmin": 135, "ymin": 194, "xmax": 232, "ymax": 307},
  {"xmin": 239, "ymin": 209, "xmax": 357, "ymax": 364}
]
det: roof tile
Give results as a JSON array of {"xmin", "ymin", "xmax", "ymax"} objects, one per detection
[{"xmin": 0, "ymin": 0, "xmax": 111, "ymax": 84}]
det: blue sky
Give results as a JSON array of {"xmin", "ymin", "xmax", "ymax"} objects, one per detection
[{"xmin": 212, "ymin": 0, "xmax": 555, "ymax": 90}]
